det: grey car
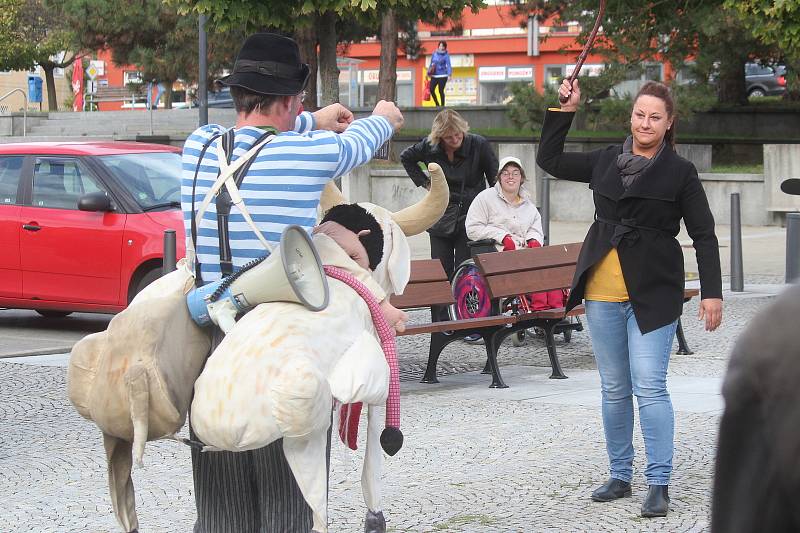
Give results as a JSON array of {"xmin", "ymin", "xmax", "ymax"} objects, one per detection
[{"xmin": 745, "ymin": 63, "xmax": 786, "ymax": 98}]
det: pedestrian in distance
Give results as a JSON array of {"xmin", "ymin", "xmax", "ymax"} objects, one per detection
[
  {"xmin": 400, "ymin": 109, "xmax": 498, "ymax": 321},
  {"xmin": 428, "ymin": 40, "xmax": 452, "ymax": 107},
  {"xmin": 181, "ymin": 32, "xmax": 404, "ymax": 533},
  {"xmin": 537, "ymin": 78, "xmax": 723, "ymax": 518}
]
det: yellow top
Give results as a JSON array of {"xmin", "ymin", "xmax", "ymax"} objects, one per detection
[{"xmin": 585, "ymin": 248, "xmax": 629, "ymax": 302}]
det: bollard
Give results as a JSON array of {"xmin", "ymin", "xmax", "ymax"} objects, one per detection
[
  {"xmin": 541, "ymin": 175, "xmax": 550, "ymax": 246},
  {"xmin": 787, "ymin": 213, "xmax": 800, "ymax": 284},
  {"xmin": 730, "ymin": 193, "xmax": 744, "ymax": 292},
  {"xmin": 163, "ymin": 229, "xmax": 177, "ymax": 276}
]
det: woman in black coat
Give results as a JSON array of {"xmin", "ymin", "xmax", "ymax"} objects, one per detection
[
  {"xmin": 401, "ymin": 109, "xmax": 498, "ymax": 320},
  {"xmin": 537, "ymin": 79, "xmax": 723, "ymax": 518}
]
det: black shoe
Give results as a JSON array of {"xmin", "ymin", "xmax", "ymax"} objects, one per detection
[
  {"xmin": 641, "ymin": 485, "xmax": 670, "ymax": 517},
  {"xmin": 591, "ymin": 478, "xmax": 632, "ymax": 502}
]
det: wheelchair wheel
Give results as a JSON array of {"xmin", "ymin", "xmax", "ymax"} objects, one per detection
[
  {"xmin": 511, "ymin": 330, "xmax": 526, "ymax": 347},
  {"xmin": 449, "ymin": 259, "xmax": 499, "ymax": 320}
]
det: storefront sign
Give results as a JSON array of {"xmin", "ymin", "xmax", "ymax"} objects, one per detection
[
  {"xmin": 360, "ymin": 69, "xmax": 413, "ymax": 84},
  {"xmin": 478, "ymin": 66, "xmax": 506, "ymax": 81},
  {"xmin": 566, "ymin": 63, "xmax": 604, "ymax": 77},
  {"xmin": 507, "ymin": 67, "xmax": 534, "ymax": 80}
]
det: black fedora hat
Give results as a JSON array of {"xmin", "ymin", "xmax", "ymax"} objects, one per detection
[{"xmin": 218, "ymin": 33, "xmax": 310, "ymax": 96}]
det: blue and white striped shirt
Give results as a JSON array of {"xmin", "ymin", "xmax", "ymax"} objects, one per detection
[{"xmin": 181, "ymin": 111, "xmax": 393, "ymax": 283}]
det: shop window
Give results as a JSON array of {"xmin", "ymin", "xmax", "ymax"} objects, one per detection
[{"xmin": 480, "ymin": 82, "xmax": 512, "ymax": 104}]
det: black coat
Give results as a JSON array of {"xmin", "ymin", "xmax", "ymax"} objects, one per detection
[
  {"xmin": 536, "ymin": 110, "xmax": 722, "ymax": 333},
  {"xmin": 400, "ymin": 133, "xmax": 498, "ymax": 211},
  {"xmin": 712, "ymin": 285, "xmax": 800, "ymax": 533}
]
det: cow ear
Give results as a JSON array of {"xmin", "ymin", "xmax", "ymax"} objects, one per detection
[{"xmin": 386, "ymin": 221, "xmax": 411, "ymax": 295}]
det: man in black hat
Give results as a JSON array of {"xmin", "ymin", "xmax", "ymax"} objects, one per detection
[
  {"xmin": 181, "ymin": 32, "xmax": 404, "ymax": 533},
  {"xmin": 711, "ymin": 179, "xmax": 800, "ymax": 533}
]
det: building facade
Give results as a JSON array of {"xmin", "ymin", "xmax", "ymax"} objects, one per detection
[{"xmin": 340, "ymin": 4, "xmax": 675, "ymax": 108}]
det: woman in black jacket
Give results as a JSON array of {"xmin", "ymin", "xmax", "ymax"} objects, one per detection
[
  {"xmin": 401, "ymin": 109, "xmax": 498, "ymax": 321},
  {"xmin": 537, "ymin": 80, "xmax": 723, "ymax": 518}
]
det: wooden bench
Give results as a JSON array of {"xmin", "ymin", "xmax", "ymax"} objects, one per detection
[{"xmin": 390, "ymin": 246, "xmax": 699, "ymax": 388}]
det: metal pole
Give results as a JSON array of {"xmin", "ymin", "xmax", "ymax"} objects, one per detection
[
  {"xmin": 786, "ymin": 213, "xmax": 800, "ymax": 284},
  {"xmin": 541, "ymin": 175, "xmax": 550, "ymax": 245},
  {"xmin": 730, "ymin": 193, "xmax": 744, "ymax": 292},
  {"xmin": 163, "ymin": 230, "xmax": 177, "ymax": 276},
  {"xmin": 198, "ymin": 13, "xmax": 208, "ymax": 127},
  {"xmin": 148, "ymin": 81, "xmax": 154, "ymax": 135}
]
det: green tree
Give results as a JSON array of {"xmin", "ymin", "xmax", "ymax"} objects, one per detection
[
  {"xmin": 52, "ymin": 0, "xmax": 242, "ymax": 108},
  {"xmin": 165, "ymin": 0, "xmax": 377, "ymax": 106},
  {"xmin": 510, "ymin": 0, "xmax": 775, "ymax": 105},
  {"xmin": 0, "ymin": 0, "xmax": 78, "ymax": 111},
  {"xmin": 726, "ymin": 0, "xmax": 800, "ymax": 99}
]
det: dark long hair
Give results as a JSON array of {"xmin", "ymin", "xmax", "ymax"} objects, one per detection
[{"xmin": 634, "ymin": 81, "xmax": 676, "ymax": 148}]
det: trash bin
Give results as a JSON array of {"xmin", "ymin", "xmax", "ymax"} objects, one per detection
[{"xmin": 27, "ymin": 75, "xmax": 43, "ymax": 104}]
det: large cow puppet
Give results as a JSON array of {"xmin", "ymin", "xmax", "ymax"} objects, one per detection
[{"xmin": 190, "ymin": 163, "xmax": 448, "ymax": 533}]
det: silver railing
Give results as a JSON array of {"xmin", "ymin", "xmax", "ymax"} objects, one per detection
[{"xmin": 0, "ymin": 88, "xmax": 27, "ymax": 136}]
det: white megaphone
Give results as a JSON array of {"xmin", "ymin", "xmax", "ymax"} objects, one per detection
[{"xmin": 187, "ymin": 225, "xmax": 330, "ymax": 333}]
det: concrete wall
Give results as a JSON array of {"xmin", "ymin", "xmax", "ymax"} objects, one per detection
[
  {"xmin": 347, "ymin": 167, "xmax": 770, "ymax": 226},
  {"xmin": 764, "ymin": 144, "xmax": 800, "ymax": 213}
]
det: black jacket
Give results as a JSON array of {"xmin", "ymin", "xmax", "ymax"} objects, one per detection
[
  {"xmin": 400, "ymin": 133, "xmax": 498, "ymax": 211},
  {"xmin": 712, "ymin": 285, "xmax": 800, "ymax": 533},
  {"xmin": 536, "ymin": 110, "xmax": 722, "ymax": 333}
]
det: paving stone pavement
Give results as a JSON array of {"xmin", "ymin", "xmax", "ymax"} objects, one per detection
[{"xmin": 0, "ymin": 289, "xmax": 783, "ymax": 532}]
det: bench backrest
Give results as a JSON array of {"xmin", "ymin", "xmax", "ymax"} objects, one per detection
[
  {"xmin": 389, "ymin": 259, "xmax": 454, "ymax": 309},
  {"xmin": 474, "ymin": 242, "xmax": 583, "ymax": 300}
]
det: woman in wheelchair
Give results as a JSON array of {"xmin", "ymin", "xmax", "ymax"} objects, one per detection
[{"xmin": 464, "ymin": 156, "xmax": 566, "ymax": 313}]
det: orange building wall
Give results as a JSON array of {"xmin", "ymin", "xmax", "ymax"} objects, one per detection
[{"xmin": 343, "ymin": 5, "xmax": 614, "ymax": 106}]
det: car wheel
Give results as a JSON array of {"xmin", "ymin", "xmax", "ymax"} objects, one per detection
[
  {"xmin": 748, "ymin": 87, "xmax": 766, "ymax": 98},
  {"xmin": 129, "ymin": 268, "xmax": 162, "ymax": 304},
  {"xmin": 35, "ymin": 310, "xmax": 73, "ymax": 318}
]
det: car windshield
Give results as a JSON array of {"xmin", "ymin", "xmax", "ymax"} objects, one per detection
[{"xmin": 98, "ymin": 152, "xmax": 182, "ymax": 210}]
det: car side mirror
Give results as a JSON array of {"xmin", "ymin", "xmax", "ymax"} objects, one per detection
[{"xmin": 78, "ymin": 191, "xmax": 114, "ymax": 212}]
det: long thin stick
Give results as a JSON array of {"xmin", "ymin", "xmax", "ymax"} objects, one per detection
[{"xmin": 559, "ymin": 0, "xmax": 607, "ymax": 103}]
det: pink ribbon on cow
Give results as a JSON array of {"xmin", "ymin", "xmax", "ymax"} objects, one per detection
[{"xmin": 323, "ymin": 265, "xmax": 403, "ymax": 456}]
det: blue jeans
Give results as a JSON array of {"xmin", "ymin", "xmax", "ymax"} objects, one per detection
[{"xmin": 585, "ymin": 300, "xmax": 678, "ymax": 486}]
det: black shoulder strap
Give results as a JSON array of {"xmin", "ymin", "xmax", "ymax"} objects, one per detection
[
  {"xmin": 190, "ymin": 131, "xmax": 224, "ymax": 286},
  {"xmin": 215, "ymin": 129, "xmax": 275, "ymax": 277}
]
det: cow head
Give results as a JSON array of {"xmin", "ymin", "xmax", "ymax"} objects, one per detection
[{"xmin": 320, "ymin": 163, "xmax": 449, "ymax": 296}]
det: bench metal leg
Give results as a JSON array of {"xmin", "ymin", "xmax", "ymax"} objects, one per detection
[
  {"xmin": 481, "ymin": 359, "xmax": 492, "ymax": 374},
  {"xmin": 485, "ymin": 330, "xmax": 508, "ymax": 389},
  {"xmin": 675, "ymin": 319, "xmax": 693, "ymax": 355},
  {"xmin": 543, "ymin": 321, "xmax": 567, "ymax": 379},
  {"xmin": 421, "ymin": 332, "xmax": 451, "ymax": 384}
]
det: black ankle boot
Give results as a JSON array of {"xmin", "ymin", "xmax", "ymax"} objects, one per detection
[
  {"xmin": 641, "ymin": 485, "xmax": 670, "ymax": 517},
  {"xmin": 591, "ymin": 478, "xmax": 632, "ymax": 502}
]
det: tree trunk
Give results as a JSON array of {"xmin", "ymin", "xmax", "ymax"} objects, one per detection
[
  {"xmin": 317, "ymin": 11, "xmax": 340, "ymax": 106},
  {"xmin": 41, "ymin": 63, "xmax": 58, "ymax": 112},
  {"xmin": 295, "ymin": 23, "xmax": 319, "ymax": 111},
  {"xmin": 163, "ymin": 83, "xmax": 174, "ymax": 110},
  {"xmin": 378, "ymin": 9, "xmax": 398, "ymax": 103},
  {"xmin": 717, "ymin": 55, "xmax": 748, "ymax": 105}
]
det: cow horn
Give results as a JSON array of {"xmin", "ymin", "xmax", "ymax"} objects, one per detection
[
  {"xmin": 391, "ymin": 162, "xmax": 449, "ymax": 236},
  {"xmin": 319, "ymin": 180, "xmax": 347, "ymax": 214}
]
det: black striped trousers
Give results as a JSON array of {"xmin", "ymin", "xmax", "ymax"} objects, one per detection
[{"xmin": 190, "ymin": 329, "xmax": 327, "ymax": 533}]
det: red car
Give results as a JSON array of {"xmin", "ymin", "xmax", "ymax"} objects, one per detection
[{"xmin": 0, "ymin": 141, "xmax": 186, "ymax": 317}]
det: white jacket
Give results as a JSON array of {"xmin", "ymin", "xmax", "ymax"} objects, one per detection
[{"xmin": 465, "ymin": 182, "xmax": 544, "ymax": 251}]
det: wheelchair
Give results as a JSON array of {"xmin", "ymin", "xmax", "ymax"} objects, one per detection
[{"xmin": 448, "ymin": 239, "xmax": 583, "ymax": 347}]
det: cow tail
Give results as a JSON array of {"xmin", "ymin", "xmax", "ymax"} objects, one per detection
[{"xmin": 125, "ymin": 364, "xmax": 150, "ymax": 466}]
